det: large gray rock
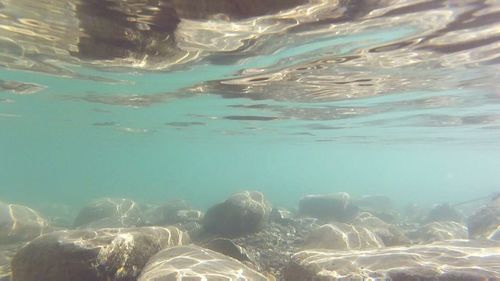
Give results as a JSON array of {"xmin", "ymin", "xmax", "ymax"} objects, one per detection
[
  {"xmin": 299, "ymin": 192, "xmax": 359, "ymax": 222},
  {"xmin": 305, "ymin": 222, "xmax": 384, "ymax": 250},
  {"xmin": 138, "ymin": 245, "xmax": 270, "ymax": 281},
  {"xmin": 203, "ymin": 190, "xmax": 272, "ymax": 237},
  {"xmin": 284, "ymin": 240, "xmax": 500, "ymax": 281},
  {"xmin": 353, "ymin": 212, "xmax": 410, "ymax": 246},
  {"xmin": 73, "ymin": 198, "xmax": 143, "ymax": 228},
  {"xmin": 467, "ymin": 196, "xmax": 500, "ymax": 240},
  {"xmin": 0, "ymin": 201, "xmax": 49, "ymax": 244},
  {"xmin": 11, "ymin": 226, "xmax": 188, "ymax": 281}
]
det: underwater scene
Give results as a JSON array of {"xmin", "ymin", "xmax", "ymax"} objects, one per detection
[{"xmin": 1, "ymin": 0, "xmax": 500, "ymax": 280}]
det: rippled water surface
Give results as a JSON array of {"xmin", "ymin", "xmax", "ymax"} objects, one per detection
[{"xmin": 1, "ymin": 0, "xmax": 500, "ymax": 207}]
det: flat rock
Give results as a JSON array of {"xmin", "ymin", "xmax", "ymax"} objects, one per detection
[
  {"xmin": 11, "ymin": 226, "xmax": 188, "ymax": 281},
  {"xmin": 138, "ymin": 245, "xmax": 270, "ymax": 281},
  {"xmin": 284, "ymin": 240, "xmax": 500, "ymax": 281},
  {"xmin": 305, "ymin": 222, "xmax": 384, "ymax": 250},
  {"xmin": 299, "ymin": 192, "xmax": 359, "ymax": 222},
  {"xmin": 0, "ymin": 201, "xmax": 49, "ymax": 244},
  {"xmin": 409, "ymin": 221, "xmax": 468, "ymax": 243},
  {"xmin": 203, "ymin": 190, "xmax": 271, "ymax": 237},
  {"xmin": 467, "ymin": 196, "xmax": 500, "ymax": 240},
  {"xmin": 73, "ymin": 198, "xmax": 143, "ymax": 228}
]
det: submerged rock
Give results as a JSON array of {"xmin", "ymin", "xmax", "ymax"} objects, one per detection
[
  {"xmin": 0, "ymin": 201, "xmax": 49, "ymax": 244},
  {"xmin": 73, "ymin": 198, "xmax": 143, "ymax": 228},
  {"xmin": 270, "ymin": 207, "xmax": 294, "ymax": 224},
  {"xmin": 409, "ymin": 221, "xmax": 468, "ymax": 243},
  {"xmin": 298, "ymin": 192, "xmax": 359, "ymax": 222},
  {"xmin": 138, "ymin": 245, "xmax": 270, "ymax": 281},
  {"xmin": 425, "ymin": 203, "xmax": 464, "ymax": 223},
  {"xmin": 305, "ymin": 222, "xmax": 384, "ymax": 250},
  {"xmin": 467, "ymin": 196, "xmax": 500, "ymax": 240},
  {"xmin": 203, "ymin": 190, "xmax": 272, "ymax": 237},
  {"xmin": 353, "ymin": 212, "xmax": 410, "ymax": 246},
  {"xmin": 0, "ymin": 244, "xmax": 21, "ymax": 281},
  {"xmin": 144, "ymin": 200, "xmax": 196, "ymax": 225},
  {"xmin": 205, "ymin": 238, "xmax": 253, "ymax": 263},
  {"xmin": 284, "ymin": 240, "xmax": 500, "ymax": 280},
  {"xmin": 11, "ymin": 226, "xmax": 188, "ymax": 281}
]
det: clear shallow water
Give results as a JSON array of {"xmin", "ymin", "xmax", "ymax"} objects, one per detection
[{"xmin": 0, "ymin": 0, "xmax": 499, "ymax": 211}]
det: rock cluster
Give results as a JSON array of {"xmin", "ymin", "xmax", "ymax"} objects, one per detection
[{"xmin": 3, "ymin": 190, "xmax": 500, "ymax": 281}]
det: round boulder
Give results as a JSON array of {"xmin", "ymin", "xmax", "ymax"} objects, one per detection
[
  {"xmin": 203, "ymin": 190, "xmax": 272, "ymax": 237},
  {"xmin": 73, "ymin": 198, "xmax": 143, "ymax": 228}
]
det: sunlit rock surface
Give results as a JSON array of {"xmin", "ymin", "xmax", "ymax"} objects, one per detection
[
  {"xmin": 138, "ymin": 245, "xmax": 270, "ymax": 281},
  {"xmin": 0, "ymin": 201, "xmax": 49, "ymax": 244},
  {"xmin": 73, "ymin": 198, "xmax": 143, "ymax": 228},
  {"xmin": 468, "ymin": 196, "xmax": 500, "ymax": 240},
  {"xmin": 203, "ymin": 190, "xmax": 272, "ymax": 237},
  {"xmin": 353, "ymin": 212, "xmax": 409, "ymax": 246},
  {"xmin": 11, "ymin": 226, "xmax": 188, "ymax": 281},
  {"xmin": 299, "ymin": 192, "xmax": 359, "ymax": 222},
  {"xmin": 408, "ymin": 221, "xmax": 468, "ymax": 243},
  {"xmin": 305, "ymin": 222, "xmax": 384, "ymax": 250},
  {"xmin": 284, "ymin": 240, "xmax": 500, "ymax": 281}
]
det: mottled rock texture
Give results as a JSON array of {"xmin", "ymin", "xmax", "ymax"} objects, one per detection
[
  {"xmin": 138, "ymin": 245, "xmax": 270, "ymax": 281},
  {"xmin": 11, "ymin": 226, "xmax": 188, "ymax": 281},
  {"xmin": 305, "ymin": 222, "xmax": 384, "ymax": 250},
  {"xmin": 284, "ymin": 240, "xmax": 500, "ymax": 281}
]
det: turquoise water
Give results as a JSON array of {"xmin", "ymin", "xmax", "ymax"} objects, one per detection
[{"xmin": 1, "ymin": 0, "xmax": 499, "ymax": 212}]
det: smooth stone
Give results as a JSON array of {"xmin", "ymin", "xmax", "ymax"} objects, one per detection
[
  {"xmin": 353, "ymin": 212, "xmax": 410, "ymax": 246},
  {"xmin": 298, "ymin": 192, "xmax": 359, "ymax": 222},
  {"xmin": 205, "ymin": 237, "xmax": 253, "ymax": 263},
  {"xmin": 11, "ymin": 226, "xmax": 188, "ymax": 281},
  {"xmin": 0, "ymin": 201, "xmax": 49, "ymax": 244},
  {"xmin": 305, "ymin": 222, "xmax": 384, "ymax": 250},
  {"xmin": 467, "ymin": 196, "xmax": 500, "ymax": 240},
  {"xmin": 73, "ymin": 198, "xmax": 143, "ymax": 228},
  {"xmin": 425, "ymin": 203, "xmax": 463, "ymax": 223},
  {"xmin": 284, "ymin": 240, "xmax": 500, "ymax": 281},
  {"xmin": 203, "ymin": 190, "xmax": 272, "ymax": 237},
  {"xmin": 409, "ymin": 221, "xmax": 468, "ymax": 243},
  {"xmin": 138, "ymin": 245, "xmax": 270, "ymax": 281}
]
